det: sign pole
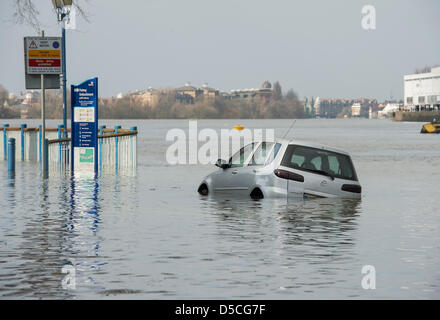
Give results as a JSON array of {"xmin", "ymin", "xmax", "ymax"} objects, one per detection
[
  {"xmin": 40, "ymin": 30, "xmax": 47, "ymax": 175},
  {"xmin": 61, "ymin": 24, "xmax": 67, "ymax": 138}
]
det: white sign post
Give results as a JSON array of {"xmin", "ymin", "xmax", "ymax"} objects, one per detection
[{"xmin": 24, "ymin": 32, "xmax": 62, "ymax": 175}]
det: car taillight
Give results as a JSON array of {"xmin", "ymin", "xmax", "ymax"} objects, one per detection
[
  {"xmin": 341, "ymin": 184, "xmax": 362, "ymax": 193},
  {"xmin": 274, "ymin": 169, "xmax": 304, "ymax": 182}
]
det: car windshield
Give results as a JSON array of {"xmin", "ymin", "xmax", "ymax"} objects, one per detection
[
  {"xmin": 281, "ymin": 145, "xmax": 358, "ymax": 181},
  {"xmin": 229, "ymin": 143, "xmax": 255, "ymax": 167},
  {"xmin": 249, "ymin": 142, "xmax": 274, "ymax": 166},
  {"xmin": 266, "ymin": 143, "xmax": 282, "ymax": 165}
]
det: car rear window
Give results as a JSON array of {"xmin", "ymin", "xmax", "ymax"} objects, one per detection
[{"xmin": 281, "ymin": 145, "xmax": 358, "ymax": 181}]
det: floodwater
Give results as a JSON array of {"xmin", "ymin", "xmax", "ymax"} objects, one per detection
[{"xmin": 0, "ymin": 119, "xmax": 439, "ymax": 299}]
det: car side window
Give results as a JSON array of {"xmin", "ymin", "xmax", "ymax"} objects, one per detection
[
  {"xmin": 281, "ymin": 145, "xmax": 358, "ymax": 181},
  {"xmin": 250, "ymin": 142, "xmax": 274, "ymax": 166},
  {"xmin": 229, "ymin": 143, "xmax": 254, "ymax": 168},
  {"xmin": 291, "ymin": 154, "xmax": 304, "ymax": 168},
  {"xmin": 310, "ymin": 156, "xmax": 322, "ymax": 170},
  {"xmin": 328, "ymin": 155, "xmax": 340, "ymax": 175}
]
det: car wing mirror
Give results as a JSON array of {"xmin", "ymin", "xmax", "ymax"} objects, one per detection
[{"xmin": 215, "ymin": 159, "xmax": 230, "ymax": 169}]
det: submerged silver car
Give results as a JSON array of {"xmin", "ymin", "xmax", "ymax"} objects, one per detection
[{"xmin": 197, "ymin": 139, "xmax": 361, "ymax": 199}]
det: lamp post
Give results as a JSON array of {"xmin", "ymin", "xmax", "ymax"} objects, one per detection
[{"xmin": 52, "ymin": 0, "xmax": 72, "ymax": 139}]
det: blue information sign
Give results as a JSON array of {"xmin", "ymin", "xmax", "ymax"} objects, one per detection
[{"xmin": 71, "ymin": 77, "xmax": 98, "ymax": 174}]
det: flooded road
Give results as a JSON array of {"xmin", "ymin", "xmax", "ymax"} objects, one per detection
[{"xmin": 0, "ymin": 119, "xmax": 439, "ymax": 299}]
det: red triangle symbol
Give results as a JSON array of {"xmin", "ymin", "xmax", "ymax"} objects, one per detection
[{"xmin": 29, "ymin": 40, "xmax": 38, "ymax": 49}]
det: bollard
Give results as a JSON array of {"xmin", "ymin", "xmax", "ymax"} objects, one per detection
[
  {"xmin": 21, "ymin": 124, "xmax": 27, "ymax": 161},
  {"xmin": 43, "ymin": 138, "xmax": 49, "ymax": 173},
  {"xmin": 58, "ymin": 124, "xmax": 64, "ymax": 139},
  {"xmin": 3, "ymin": 124, "xmax": 9, "ymax": 160},
  {"xmin": 8, "ymin": 138, "xmax": 15, "ymax": 172},
  {"xmin": 114, "ymin": 126, "xmax": 121, "ymax": 168}
]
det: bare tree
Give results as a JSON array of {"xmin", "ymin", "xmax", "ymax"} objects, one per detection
[
  {"xmin": 272, "ymin": 81, "xmax": 283, "ymax": 101},
  {"xmin": 12, "ymin": 0, "xmax": 40, "ymax": 30},
  {"xmin": 285, "ymin": 89, "xmax": 298, "ymax": 101},
  {"xmin": 12, "ymin": 0, "xmax": 90, "ymax": 31}
]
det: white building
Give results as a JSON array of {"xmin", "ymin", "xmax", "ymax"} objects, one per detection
[
  {"xmin": 378, "ymin": 103, "xmax": 401, "ymax": 119},
  {"xmin": 313, "ymin": 97, "xmax": 320, "ymax": 116},
  {"xmin": 23, "ymin": 91, "xmax": 39, "ymax": 105},
  {"xmin": 404, "ymin": 66, "xmax": 440, "ymax": 111},
  {"xmin": 351, "ymin": 103, "xmax": 361, "ymax": 117}
]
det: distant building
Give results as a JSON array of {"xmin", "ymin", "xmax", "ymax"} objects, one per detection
[
  {"xmin": 258, "ymin": 81, "xmax": 272, "ymax": 103},
  {"xmin": 378, "ymin": 103, "xmax": 401, "ymax": 119},
  {"xmin": 313, "ymin": 97, "xmax": 321, "ymax": 117},
  {"xmin": 231, "ymin": 81, "xmax": 272, "ymax": 103},
  {"xmin": 201, "ymin": 83, "xmax": 219, "ymax": 102},
  {"xmin": 314, "ymin": 97, "xmax": 378, "ymax": 118},
  {"xmin": 23, "ymin": 90, "xmax": 39, "ymax": 105},
  {"xmin": 404, "ymin": 66, "xmax": 440, "ymax": 111},
  {"xmin": 351, "ymin": 103, "xmax": 361, "ymax": 117},
  {"xmin": 130, "ymin": 87, "xmax": 161, "ymax": 107},
  {"xmin": 176, "ymin": 82, "xmax": 202, "ymax": 104}
]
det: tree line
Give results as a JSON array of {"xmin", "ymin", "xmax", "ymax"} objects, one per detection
[{"xmin": 1, "ymin": 82, "xmax": 306, "ymax": 119}]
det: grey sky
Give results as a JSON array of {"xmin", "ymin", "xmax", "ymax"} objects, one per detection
[{"xmin": 1, "ymin": 0, "xmax": 439, "ymax": 100}]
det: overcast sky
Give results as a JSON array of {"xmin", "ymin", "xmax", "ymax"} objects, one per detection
[{"xmin": 1, "ymin": 0, "xmax": 439, "ymax": 100}]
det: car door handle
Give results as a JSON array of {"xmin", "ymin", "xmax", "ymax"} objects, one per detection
[{"xmin": 232, "ymin": 170, "xmax": 238, "ymax": 174}]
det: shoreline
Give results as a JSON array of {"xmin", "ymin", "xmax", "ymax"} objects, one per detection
[{"xmin": 392, "ymin": 110, "xmax": 440, "ymax": 122}]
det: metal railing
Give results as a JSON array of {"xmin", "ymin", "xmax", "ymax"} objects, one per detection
[
  {"xmin": 48, "ymin": 127, "xmax": 138, "ymax": 170},
  {"xmin": 0, "ymin": 125, "xmax": 69, "ymax": 162},
  {"xmin": 1, "ymin": 125, "xmax": 137, "ymax": 171}
]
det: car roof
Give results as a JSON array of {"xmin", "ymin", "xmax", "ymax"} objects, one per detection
[{"xmin": 270, "ymin": 138, "xmax": 351, "ymax": 156}]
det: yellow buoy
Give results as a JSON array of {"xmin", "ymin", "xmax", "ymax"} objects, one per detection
[
  {"xmin": 421, "ymin": 122, "xmax": 440, "ymax": 134},
  {"xmin": 234, "ymin": 125, "xmax": 244, "ymax": 131}
]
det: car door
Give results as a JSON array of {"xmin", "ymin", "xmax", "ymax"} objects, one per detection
[
  {"xmin": 228, "ymin": 142, "xmax": 257, "ymax": 190},
  {"xmin": 214, "ymin": 143, "xmax": 256, "ymax": 191}
]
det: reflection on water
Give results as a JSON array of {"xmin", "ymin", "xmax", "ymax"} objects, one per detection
[
  {"xmin": 0, "ymin": 164, "xmax": 138, "ymax": 298},
  {"xmin": 278, "ymin": 198, "xmax": 360, "ymax": 246},
  {"xmin": 275, "ymin": 198, "xmax": 360, "ymax": 269},
  {"xmin": 195, "ymin": 195, "xmax": 362, "ymax": 298},
  {"xmin": 202, "ymin": 195, "xmax": 360, "ymax": 264}
]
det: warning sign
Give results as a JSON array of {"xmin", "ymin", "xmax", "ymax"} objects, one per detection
[
  {"xmin": 24, "ymin": 36, "xmax": 62, "ymax": 74},
  {"xmin": 29, "ymin": 40, "xmax": 38, "ymax": 49}
]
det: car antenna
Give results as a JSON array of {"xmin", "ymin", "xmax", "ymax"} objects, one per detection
[{"xmin": 282, "ymin": 120, "xmax": 296, "ymax": 139}]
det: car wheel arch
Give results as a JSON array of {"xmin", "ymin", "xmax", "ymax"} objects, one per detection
[
  {"xmin": 250, "ymin": 186, "xmax": 264, "ymax": 199},
  {"xmin": 198, "ymin": 182, "xmax": 209, "ymax": 195}
]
